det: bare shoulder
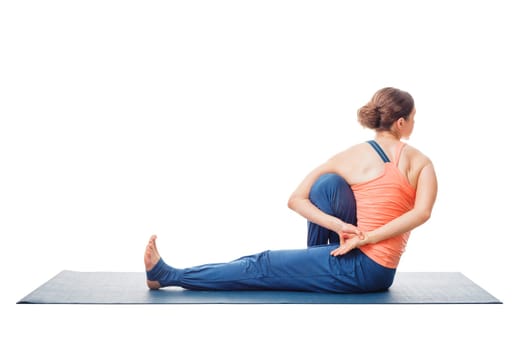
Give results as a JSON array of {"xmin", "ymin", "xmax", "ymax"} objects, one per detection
[
  {"xmin": 401, "ymin": 143, "xmax": 436, "ymax": 187},
  {"xmin": 329, "ymin": 142, "xmax": 370, "ymax": 161},
  {"xmin": 327, "ymin": 142, "xmax": 382, "ymax": 184},
  {"xmin": 403, "ymin": 143, "xmax": 433, "ymax": 167}
]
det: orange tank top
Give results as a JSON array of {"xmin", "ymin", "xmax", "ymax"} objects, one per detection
[{"xmin": 352, "ymin": 141, "xmax": 416, "ymax": 269}]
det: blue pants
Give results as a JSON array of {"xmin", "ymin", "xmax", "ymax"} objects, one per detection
[{"xmin": 147, "ymin": 174, "xmax": 396, "ymax": 293}]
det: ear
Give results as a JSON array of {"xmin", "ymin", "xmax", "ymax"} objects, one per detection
[{"xmin": 396, "ymin": 117, "xmax": 406, "ymax": 129}]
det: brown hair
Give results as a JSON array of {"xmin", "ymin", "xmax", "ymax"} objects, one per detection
[{"xmin": 357, "ymin": 87, "xmax": 414, "ymax": 131}]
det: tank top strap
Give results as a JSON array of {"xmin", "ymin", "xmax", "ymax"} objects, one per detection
[
  {"xmin": 366, "ymin": 140, "xmax": 390, "ymax": 163},
  {"xmin": 393, "ymin": 142, "xmax": 406, "ymax": 166}
]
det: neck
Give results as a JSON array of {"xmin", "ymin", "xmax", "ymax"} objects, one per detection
[{"xmin": 375, "ymin": 131, "xmax": 401, "ymax": 141}]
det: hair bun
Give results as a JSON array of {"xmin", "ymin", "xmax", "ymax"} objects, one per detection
[
  {"xmin": 357, "ymin": 103, "xmax": 381, "ymax": 129},
  {"xmin": 357, "ymin": 87, "xmax": 414, "ymax": 131},
  {"xmin": 373, "ymin": 106, "xmax": 382, "ymax": 127}
]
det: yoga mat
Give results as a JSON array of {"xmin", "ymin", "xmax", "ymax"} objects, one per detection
[{"xmin": 17, "ymin": 271, "xmax": 501, "ymax": 304}]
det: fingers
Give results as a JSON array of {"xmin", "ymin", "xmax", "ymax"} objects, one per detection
[
  {"xmin": 341, "ymin": 232, "xmax": 364, "ymax": 241},
  {"xmin": 355, "ymin": 228, "xmax": 365, "ymax": 240},
  {"xmin": 330, "ymin": 247, "xmax": 340, "ymax": 256},
  {"xmin": 331, "ymin": 236, "xmax": 361, "ymax": 256},
  {"xmin": 330, "ymin": 244, "xmax": 349, "ymax": 257},
  {"xmin": 342, "ymin": 227, "xmax": 365, "ymax": 240}
]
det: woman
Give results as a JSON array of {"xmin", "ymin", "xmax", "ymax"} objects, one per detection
[{"xmin": 144, "ymin": 87, "xmax": 438, "ymax": 293}]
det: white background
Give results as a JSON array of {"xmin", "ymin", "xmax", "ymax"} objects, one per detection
[{"xmin": 1, "ymin": 1, "xmax": 523, "ymax": 349}]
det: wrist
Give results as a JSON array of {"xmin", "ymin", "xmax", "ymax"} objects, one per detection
[
  {"xmin": 329, "ymin": 217, "xmax": 344, "ymax": 233},
  {"xmin": 357, "ymin": 231, "xmax": 372, "ymax": 247}
]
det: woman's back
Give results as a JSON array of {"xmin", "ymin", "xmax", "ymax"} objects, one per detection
[
  {"xmin": 349, "ymin": 140, "xmax": 418, "ymax": 268},
  {"xmin": 333, "ymin": 139, "xmax": 430, "ymax": 189}
]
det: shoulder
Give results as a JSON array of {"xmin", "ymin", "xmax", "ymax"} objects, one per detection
[
  {"xmin": 403, "ymin": 143, "xmax": 433, "ymax": 167},
  {"xmin": 328, "ymin": 142, "xmax": 373, "ymax": 163},
  {"xmin": 402, "ymin": 143, "xmax": 437, "ymax": 187}
]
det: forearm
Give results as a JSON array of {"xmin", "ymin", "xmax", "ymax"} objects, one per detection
[
  {"xmin": 360, "ymin": 162, "xmax": 437, "ymax": 246},
  {"xmin": 359, "ymin": 209, "xmax": 431, "ymax": 246},
  {"xmin": 288, "ymin": 198, "xmax": 344, "ymax": 233}
]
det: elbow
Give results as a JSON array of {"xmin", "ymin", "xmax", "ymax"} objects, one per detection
[
  {"xmin": 417, "ymin": 209, "xmax": 432, "ymax": 224},
  {"xmin": 288, "ymin": 193, "xmax": 305, "ymax": 212},
  {"xmin": 287, "ymin": 196, "xmax": 298, "ymax": 211}
]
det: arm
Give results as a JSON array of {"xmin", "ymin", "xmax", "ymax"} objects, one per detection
[
  {"xmin": 287, "ymin": 154, "xmax": 361, "ymax": 237},
  {"xmin": 331, "ymin": 161, "xmax": 438, "ymax": 256}
]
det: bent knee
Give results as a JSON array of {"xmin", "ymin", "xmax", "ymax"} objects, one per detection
[{"xmin": 310, "ymin": 173, "xmax": 348, "ymax": 199}]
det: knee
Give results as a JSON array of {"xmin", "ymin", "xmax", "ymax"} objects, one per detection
[{"xmin": 310, "ymin": 173, "xmax": 348, "ymax": 202}]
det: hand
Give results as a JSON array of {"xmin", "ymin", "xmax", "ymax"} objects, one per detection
[
  {"xmin": 331, "ymin": 234, "xmax": 364, "ymax": 256},
  {"xmin": 337, "ymin": 222, "xmax": 365, "ymax": 242},
  {"xmin": 331, "ymin": 223, "xmax": 367, "ymax": 257}
]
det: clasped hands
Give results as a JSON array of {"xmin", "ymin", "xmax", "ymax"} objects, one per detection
[{"xmin": 330, "ymin": 222, "xmax": 367, "ymax": 257}]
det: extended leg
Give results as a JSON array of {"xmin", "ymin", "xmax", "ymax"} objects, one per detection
[
  {"xmin": 146, "ymin": 244, "xmax": 382, "ymax": 293},
  {"xmin": 307, "ymin": 173, "xmax": 357, "ymax": 247}
]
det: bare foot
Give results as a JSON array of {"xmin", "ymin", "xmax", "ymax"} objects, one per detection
[{"xmin": 144, "ymin": 235, "xmax": 161, "ymax": 290}]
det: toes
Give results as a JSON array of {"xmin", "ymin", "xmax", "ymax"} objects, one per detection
[{"xmin": 152, "ymin": 238, "xmax": 159, "ymax": 252}]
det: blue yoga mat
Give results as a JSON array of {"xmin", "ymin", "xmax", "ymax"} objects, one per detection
[{"xmin": 17, "ymin": 271, "xmax": 501, "ymax": 304}]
